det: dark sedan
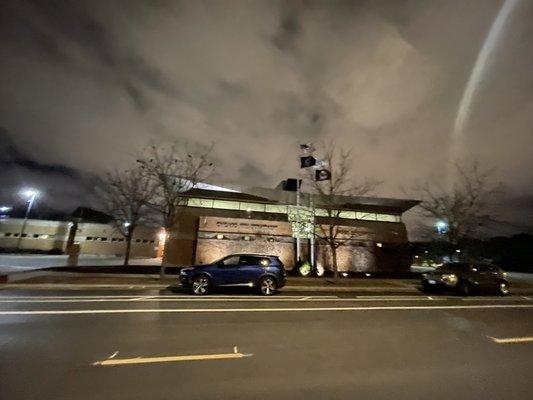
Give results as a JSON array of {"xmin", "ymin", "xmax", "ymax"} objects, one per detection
[
  {"xmin": 421, "ymin": 262, "xmax": 510, "ymax": 296},
  {"xmin": 179, "ymin": 253, "xmax": 286, "ymax": 295}
]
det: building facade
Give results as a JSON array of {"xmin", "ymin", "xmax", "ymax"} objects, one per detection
[
  {"xmin": 0, "ymin": 218, "xmax": 161, "ymax": 257},
  {"xmin": 164, "ymin": 185, "xmax": 420, "ymax": 272}
]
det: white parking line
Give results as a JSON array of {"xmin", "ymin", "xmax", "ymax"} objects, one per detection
[
  {"xmin": 0, "ymin": 296, "xmax": 445, "ymax": 303},
  {"xmin": 489, "ymin": 336, "xmax": 533, "ymax": 344},
  {"xmin": 93, "ymin": 351, "xmax": 250, "ymax": 366},
  {"xmin": 2, "ymin": 303, "xmax": 533, "ymax": 316}
]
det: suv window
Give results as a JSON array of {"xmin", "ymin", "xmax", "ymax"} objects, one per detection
[
  {"xmin": 221, "ymin": 256, "xmax": 240, "ymax": 266},
  {"xmin": 239, "ymin": 256, "xmax": 270, "ymax": 266},
  {"xmin": 439, "ymin": 263, "xmax": 469, "ymax": 271},
  {"xmin": 473, "ymin": 264, "xmax": 499, "ymax": 273}
]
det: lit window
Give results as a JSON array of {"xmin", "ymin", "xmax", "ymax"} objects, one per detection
[
  {"xmin": 375, "ymin": 214, "xmax": 400, "ymax": 223},
  {"xmin": 338, "ymin": 211, "xmax": 356, "ymax": 219},
  {"xmin": 239, "ymin": 202, "xmax": 265, "ymax": 212},
  {"xmin": 216, "ymin": 234, "xmax": 224, "ymax": 240},
  {"xmin": 314, "ymin": 208, "xmax": 329, "ymax": 217},
  {"xmin": 357, "ymin": 212, "xmax": 376, "ymax": 220},
  {"xmin": 188, "ymin": 198, "xmax": 214, "ymax": 208},
  {"xmin": 212, "ymin": 200, "xmax": 240, "ymax": 210},
  {"xmin": 41, "ymin": 234, "xmax": 49, "ymax": 239},
  {"xmin": 265, "ymin": 204, "xmax": 288, "ymax": 214}
]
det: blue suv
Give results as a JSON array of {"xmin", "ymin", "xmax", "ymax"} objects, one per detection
[{"xmin": 179, "ymin": 254, "xmax": 286, "ymax": 296}]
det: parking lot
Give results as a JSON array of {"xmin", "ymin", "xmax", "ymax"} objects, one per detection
[{"xmin": 1, "ymin": 289, "xmax": 533, "ymax": 400}]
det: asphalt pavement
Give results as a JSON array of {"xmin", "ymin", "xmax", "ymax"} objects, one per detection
[{"xmin": 1, "ymin": 288, "xmax": 533, "ymax": 400}]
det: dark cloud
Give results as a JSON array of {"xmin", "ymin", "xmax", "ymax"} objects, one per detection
[{"xmin": 1, "ymin": 0, "xmax": 532, "ymax": 233}]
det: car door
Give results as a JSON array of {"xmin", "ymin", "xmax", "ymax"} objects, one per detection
[
  {"xmin": 215, "ymin": 255, "xmax": 241, "ymax": 286},
  {"xmin": 471, "ymin": 264, "xmax": 494, "ymax": 289},
  {"xmin": 234, "ymin": 256, "xmax": 264, "ymax": 285}
]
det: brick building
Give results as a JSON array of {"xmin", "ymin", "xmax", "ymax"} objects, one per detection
[{"xmin": 163, "ymin": 184, "xmax": 420, "ymax": 272}]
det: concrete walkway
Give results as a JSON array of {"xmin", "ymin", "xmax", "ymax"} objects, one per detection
[{"xmin": 0, "ymin": 254, "xmax": 161, "ymax": 274}]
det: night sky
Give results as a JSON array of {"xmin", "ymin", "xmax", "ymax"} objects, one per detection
[{"xmin": 1, "ymin": 1, "xmax": 532, "ymax": 233}]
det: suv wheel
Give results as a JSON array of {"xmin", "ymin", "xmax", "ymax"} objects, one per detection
[
  {"xmin": 498, "ymin": 281, "xmax": 510, "ymax": 296},
  {"xmin": 191, "ymin": 275, "xmax": 211, "ymax": 295},
  {"xmin": 259, "ymin": 276, "xmax": 277, "ymax": 296}
]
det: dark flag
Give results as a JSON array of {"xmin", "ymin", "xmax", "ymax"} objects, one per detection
[
  {"xmin": 315, "ymin": 169, "xmax": 331, "ymax": 181},
  {"xmin": 300, "ymin": 156, "xmax": 316, "ymax": 168},
  {"xmin": 299, "ymin": 143, "xmax": 315, "ymax": 154}
]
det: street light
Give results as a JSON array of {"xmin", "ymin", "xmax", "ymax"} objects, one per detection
[
  {"xmin": 435, "ymin": 220, "xmax": 448, "ymax": 235},
  {"xmin": 16, "ymin": 189, "xmax": 40, "ymax": 250},
  {"xmin": 0, "ymin": 206, "xmax": 12, "ymax": 213}
]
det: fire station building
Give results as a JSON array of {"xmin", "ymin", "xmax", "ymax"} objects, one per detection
[{"xmin": 163, "ymin": 183, "xmax": 420, "ymax": 273}]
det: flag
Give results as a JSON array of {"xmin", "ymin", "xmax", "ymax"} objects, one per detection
[
  {"xmin": 315, "ymin": 169, "xmax": 331, "ymax": 181},
  {"xmin": 314, "ymin": 158, "xmax": 328, "ymax": 169},
  {"xmin": 299, "ymin": 143, "xmax": 315, "ymax": 154},
  {"xmin": 300, "ymin": 156, "xmax": 316, "ymax": 168}
]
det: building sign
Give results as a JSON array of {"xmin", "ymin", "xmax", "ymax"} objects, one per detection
[{"xmin": 198, "ymin": 216, "xmax": 292, "ymax": 236}]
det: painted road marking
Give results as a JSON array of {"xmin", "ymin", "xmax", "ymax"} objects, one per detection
[
  {"xmin": 109, "ymin": 351, "xmax": 119, "ymax": 359},
  {"xmin": 0, "ymin": 296, "xmax": 449, "ymax": 303},
  {"xmin": 93, "ymin": 352, "xmax": 250, "ymax": 366},
  {"xmin": 489, "ymin": 336, "xmax": 533, "ymax": 344},
  {"xmin": 0, "ymin": 295, "xmax": 338, "ymax": 300},
  {"xmin": 2, "ymin": 303, "xmax": 533, "ymax": 316}
]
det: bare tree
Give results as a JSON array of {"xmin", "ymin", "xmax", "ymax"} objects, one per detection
[
  {"xmin": 98, "ymin": 167, "xmax": 153, "ymax": 266},
  {"xmin": 415, "ymin": 161, "xmax": 501, "ymax": 247},
  {"xmin": 136, "ymin": 142, "xmax": 215, "ymax": 259},
  {"xmin": 308, "ymin": 141, "xmax": 380, "ymax": 281}
]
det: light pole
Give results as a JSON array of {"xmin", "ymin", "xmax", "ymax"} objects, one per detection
[{"xmin": 16, "ymin": 189, "xmax": 39, "ymax": 250}]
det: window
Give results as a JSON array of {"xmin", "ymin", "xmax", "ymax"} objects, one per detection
[
  {"xmin": 265, "ymin": 204, "xmax": 287, "ymax": 214},
  {"xmin": 357, "ymin": 212, "xmax": 376, "ymax": 221},
  {"xmin": 101, "ymin": 237, "xmax": 108, "ymax": 241},
  {"xmin": 212, "ymin": 200, "xmax": 240, "ymax": 210},
  {"xmin": 86, "ymin": 236, "xmax": 93, "ymax": 241},
  {"xmin": 33, "ymin": 234, "xmax": 39, "ymax": 238},
  {"xmin": 338, "ymin": 211, "xmax": 356, "ymax": 219},
  {"xmin": 21, "ymin": 233, "xmax": 28, "ymax": 238},
  {"xmin": 314, "ymin": 208, "xmax": 329, "ymax": 217},
  {"xmin": 188, "ymin": 198, "xmax": 214, "ymax": 208},
  {"xmin": 221, "ymin": 255, "xmax": 240, "ymax": 266},
  {"xmin": 375, "ymin": 214, "xmax": 400, "ymax": 223},
  {"xmin": 239, "ymin": 202, "xmax": 265, "ymax": 212},
  {"xmin": 5, "ymin": 233, "xmax": 11, "ymax": 237}
]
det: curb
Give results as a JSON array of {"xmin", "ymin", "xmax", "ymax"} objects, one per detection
[
  {"xmin": 0, "ymin": 283, "xmax": 418, "ymax": 292},
  {"xmin": 282, "ymin": 285, "xmax": 418, "ymax": 292}
]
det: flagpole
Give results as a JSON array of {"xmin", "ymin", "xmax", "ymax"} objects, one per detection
[{"xmin": 296, "ymin": 173, "xmax": 301, "ymax": 264}]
